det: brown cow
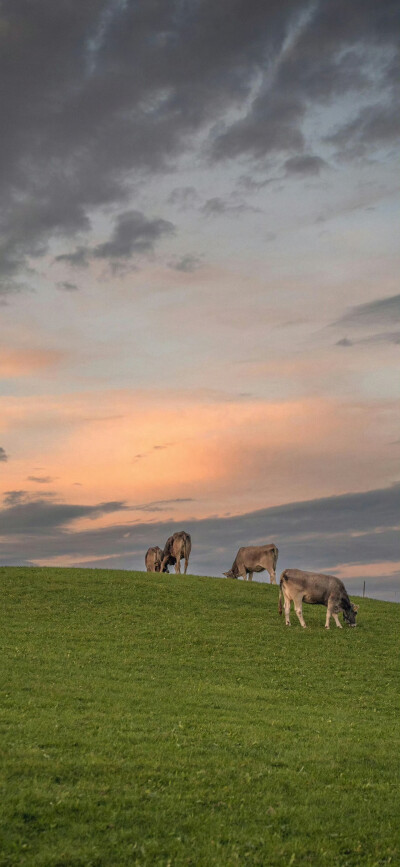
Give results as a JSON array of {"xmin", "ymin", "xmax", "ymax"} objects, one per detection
[
  {"xmin": 278, "ymin": 568, "xmax": 359, "ymax": 629},
  {"xmin": 223, "ymin": 544, "xmax": 278, "ymax": 583},
  {"xmin": 160, "ymin": 531, "xmax": 192, "ymax": 574},
  {"xmin": 145, "ymin": 546, "xmax": 164, "ymax": 572}
]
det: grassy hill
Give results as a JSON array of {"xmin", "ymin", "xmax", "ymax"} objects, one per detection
[{"xmin": 0, "ymin": 567, "xmax": 399, "ymax": 866}]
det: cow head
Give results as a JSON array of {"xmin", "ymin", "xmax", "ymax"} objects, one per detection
[
  {"xmin": 223, "ymin": 569, "xmax": 234, "ymax": 578},
  {"xmin": 342, "ymin": 603, "xmax": 359, "ymax": 627}
]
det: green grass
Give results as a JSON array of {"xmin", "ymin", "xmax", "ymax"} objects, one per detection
[{"xmin": 0, "ymin": 567, "xmax": 399, "ymax": 866}]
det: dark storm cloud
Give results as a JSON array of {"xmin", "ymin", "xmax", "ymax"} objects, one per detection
[
  {"xmin": 1, "ymin": 0, "xmax": 398, "ymax": 293},
  {"xmin": 1, "ymin": 485, "xmax": 398, "ymax": 601},
  {"xmin": 0, "ymin": 447, "xmax": 8, "ymax": 462},
  {"xmin": 334, "ymin": 294, "xmax": 400, "ymax": 328}
]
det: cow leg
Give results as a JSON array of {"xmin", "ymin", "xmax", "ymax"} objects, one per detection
[
  {"xmin": 160, "ymin": 557, "xmax": 168, "ymax": 573},
  {"xmin": 332, "ymin": 612, "xmax": 342, "ymax": 629},
  {"xmin": 247, "ymin": 571, "xmax": 253, "ymax": 581},
  {"xmin": 294, "ymin": 595, "xmax": 307, "ymax": 628},
  {"xmin": 184, "ymin": 556, "xmax": 189, "ymax": 574},
  {"xmin": 284, "ymin": 596, "xmax": 291, "ymax": 626},
  {"xmin": 268, "ymin": 568, "xmax": 277, "ymax": 584},
  {"xmin": 325, "ymin": 599, "xmax": 338, "ymax": 629},
  {"xmin": 175, "ymin": 558, "xmax": 181, "ymax": 574}
]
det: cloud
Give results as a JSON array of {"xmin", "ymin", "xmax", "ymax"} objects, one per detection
[
  {"xmin": 0, "ymin": 498, "xmax": 128, "ymax": 535},
  {"xmin": 202, "ymin": 197, "xmax": 260, "ymax": 217},
  {"xmin": 332, "ymin": 295, "xmax": 400, "ymax": 350},
  {"xmin": 210, "ymin": 94, "xmax": 305, "ymax": 162},
  {"xmin": 334, "ymin": 294, "xmax": 400, "ymax": 328},
  {"xmin": 3, "ymin": 490, "xmax": 57, "ymax": 505},
  {"xmin": 56, "ymin": 210, "xmax": 175, "ymax": 269},
  {"xmin": 0, "ymin": 447, "xmax": 8, "ymax": 462},
  {"xmin": 1, "ymin": 0, "xmax": 397, "ymax": 292},
  {"xmin": 131, "ymin": 498, "xmax": 195, "ymax": 513},
  {"xmin": 57, "ymin": 281, "xmax": 79, "ymax": 291},
  {"xmin": 169, "ymin": 254, "xmax": 203, "ymax": 273},
  {"xmin": 167, "ymin": 187, "xmax": 200, "ymax": 209},
  {"xmin": 0, "ymin": 347, "xmax": 65, "ymax": 377},
  {"xmin": 3, "ymin": 491, "xmax": 26, "ymax": 506},
  {"xmin": 27, "ymin": 475, "xmax": 56, "ymax": 484},
  {"xmin": 55, "ymin": 247, "xmax": 90, "ymax": 268},
  {"xmin": 93, "ymin": 210, "xmax": 175, "ymax": 260},
  {"xmin": 283, "ymin": 154, "xmax": 328, "ymax": 176},
  {"xmin": 326, "ymin": 103, "xmax": 400, "ymax": 157},
  {"xmin": 336, "ymin": 332, "xmax": 400, "ymax": 348}
]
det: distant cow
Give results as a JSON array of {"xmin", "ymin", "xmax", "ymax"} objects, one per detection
[
  {"xmin": 223, "ymin": 544, "xmax": 278, "ymax": 583},
  {"xmin": 160, "ymin": 531, "xmax": 192, "ymax": 574},
  {"xmin": 278, "ymin": 568, "xmax": 359, "ymax": 629},
  {"xmin": 145, "ymin": 546, "xmax": 164, "ymax": 573}
]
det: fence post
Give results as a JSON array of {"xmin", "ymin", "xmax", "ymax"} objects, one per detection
[{"xmin": 363, "ymin": 580, "xmax": 366, "ymax": 598}]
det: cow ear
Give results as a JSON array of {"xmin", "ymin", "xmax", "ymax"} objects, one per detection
[{"xmin": 223, "ymin": 572, "xmax": 229, "ymax": 577}]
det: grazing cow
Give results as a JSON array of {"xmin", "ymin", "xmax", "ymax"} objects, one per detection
[
  {"xmin": 145, "ymin": 546, "xmax": 164, "ymax": 573},
  {"xmin": 160, "ymin": 531, "xmax": 192, "ymax": 574},
  {"xmin": 278, "ymin": 568, "xmax": 359, "ymax": 629},
  {"xmin": 223, "ymin": 544, "xmax": 279, "ymax": 583}
]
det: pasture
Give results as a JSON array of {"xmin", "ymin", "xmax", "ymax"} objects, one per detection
[{"xmin": 0, "ymin": 566, "xmax": 399, "ymax": 866}]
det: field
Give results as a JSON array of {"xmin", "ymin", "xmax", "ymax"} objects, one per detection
[{"xmin": 0, "ymin": 567, "xmax": 399, "ymax": 866}]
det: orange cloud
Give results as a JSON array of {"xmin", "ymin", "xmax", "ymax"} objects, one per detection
[
  {"xmin": 334, "ymin": 562, "xmax": 400, "ymax": 580},
  {"xmin": 0, "ymin": 347, "xmax": 65, "ymax": 377},
  {"xmin": 0, "ymin": 388, "xmax": 397, "ymax": 527}
]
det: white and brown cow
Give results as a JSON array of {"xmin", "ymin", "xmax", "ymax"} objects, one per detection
[
  {"xmin": 160, "ymin": 531, "xmax": 192, "ymax": 574},
  {"xmin": 278, "ymin": 568, "xmax": 359, "ymax": 629},
  {"xmin": 223, "ymin": 544, "xmax": 278, "ymax": 583},
  {"xmin": 145, "ymin": 546, "xmax": 164, "ymax": 573}
]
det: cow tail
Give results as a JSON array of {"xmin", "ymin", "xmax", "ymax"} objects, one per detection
[{"xmin": 273, "ymin": 546, "xmax": 279, "ymax": 572}]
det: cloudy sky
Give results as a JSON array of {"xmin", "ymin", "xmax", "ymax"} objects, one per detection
[{"xmin": 1, "ymin": 0, "xmax": 399, "ymax": 600}]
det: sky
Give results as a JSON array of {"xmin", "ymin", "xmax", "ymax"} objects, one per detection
[{"xmin": 0, "ymin": 0, "xmax": 399, "ymax": 601}]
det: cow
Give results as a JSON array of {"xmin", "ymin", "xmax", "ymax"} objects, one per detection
[
  {"xmin": 160, "ymin": 531, "xmax": 192, "ymax": 574},
  {"xmin": 223, "ymin": 544, "xmax": 278, "ymax": 583},
  {"xmin": 145, "ymin": 546, "xmax": 164, "ymax": 573},
  {"xmin": 278, "ymin": 568, "xmax": 359, "ymax": 629}
]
